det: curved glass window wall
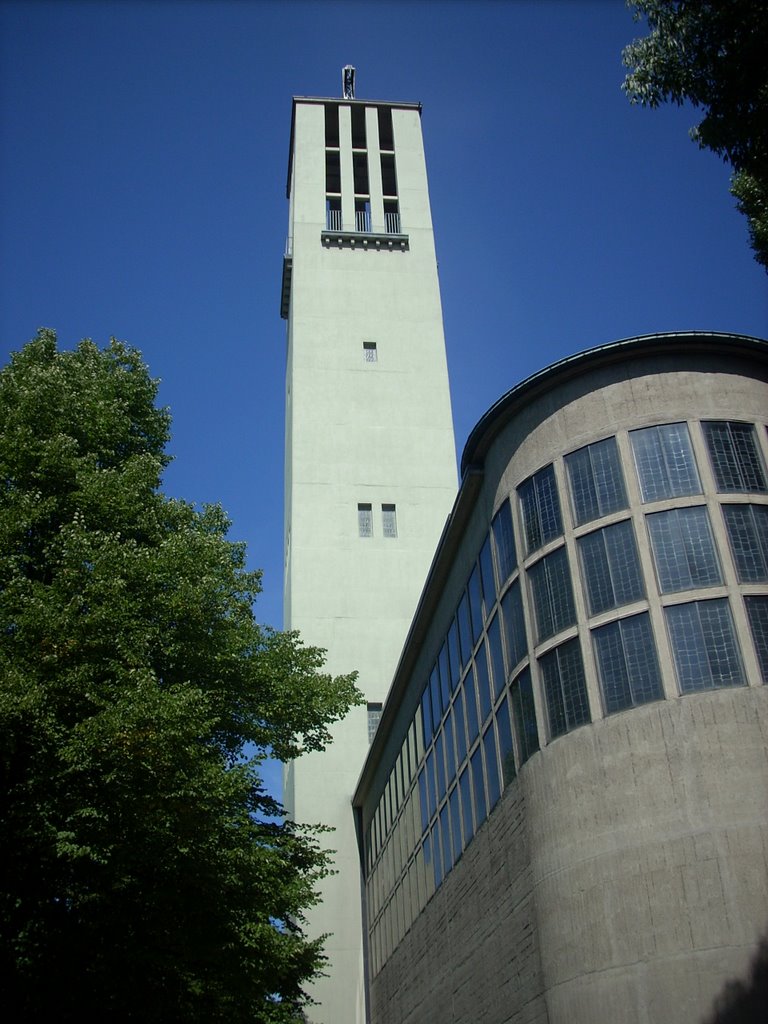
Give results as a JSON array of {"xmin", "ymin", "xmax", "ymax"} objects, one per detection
[{"xmin": 364, "ymin": 418, "xmax": 768, "ymax": 977}]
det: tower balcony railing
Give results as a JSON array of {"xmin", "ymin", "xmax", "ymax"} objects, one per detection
[
  {"xmin": 384, "ymin": 211, "xmax": 401, "ymax": 234},
  {"xmin": 326, "ymin": 207, "xmax": 343, "ymax": 231},
  {"xmin": 355, "ymin": 208, "xmax": 372, "ymax": 233}
]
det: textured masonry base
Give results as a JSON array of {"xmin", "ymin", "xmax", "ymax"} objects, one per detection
[{"xmin": 370, "ymin": 687, "xmax": 768, "ymax": 1024}]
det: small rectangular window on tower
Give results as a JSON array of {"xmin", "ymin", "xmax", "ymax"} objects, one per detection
[
  {"xmin": 367, "ymin": 703, "xmax": 382, "ymax": 744},
  {"xmin": 382, "ymin": 503, "xmax": 397, "ymax": 538},
  {"xmin": 358, "ymin": 503, "xmax": 373, "ymax": 537},
  {"xmin": 363, "ymin": 341, "xmax": 377, "ymax": 363}
]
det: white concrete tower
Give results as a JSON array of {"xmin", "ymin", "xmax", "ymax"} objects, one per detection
[{"xmin": 281, "ymin": 76, "xmax": 457, "ymax": 1024}]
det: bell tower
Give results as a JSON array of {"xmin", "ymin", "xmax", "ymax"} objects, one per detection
[{"xmin": 281, "ymin": 74, "xmax": 457, "ymax": 1023}]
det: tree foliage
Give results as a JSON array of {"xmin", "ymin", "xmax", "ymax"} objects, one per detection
[
  {"xmin": 622, "ymin": 0, "xmax": 768, "ymax": 270},
  {"xmin": 0, "ymin": 330, "xmax": 361, "ymax": 1022}
]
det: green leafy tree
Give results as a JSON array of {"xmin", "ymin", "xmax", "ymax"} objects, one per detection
[
  {"xmin": 622, "ymin": 0, "xmax": 768, "ymax": 270},
  {"xmin": 0, "ymin": 330, "xmax": 361, "ymax": 1022}
]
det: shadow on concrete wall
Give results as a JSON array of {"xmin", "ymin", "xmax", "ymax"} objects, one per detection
[{"xmin": 703, "ymin": 936, "xmax": 768, "ymax": 1024}]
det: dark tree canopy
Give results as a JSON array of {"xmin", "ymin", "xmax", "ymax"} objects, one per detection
[
  {"xmin": 0, "ymin": 330, "xmax": 361, "ymax": 1022},
  {"xmin": 622, "ymin": 0, "xmax": 768, "ymax": 269}
]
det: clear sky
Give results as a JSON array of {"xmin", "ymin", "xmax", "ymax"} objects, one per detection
[{"xmin": 1, "ymin": 0, "xmax": 766, "ymax": 796}]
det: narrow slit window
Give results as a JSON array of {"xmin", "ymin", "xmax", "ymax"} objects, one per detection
[
  {"xmin": 367, "ymin": 703, "xmax": 382, "ymax": 744},
  {"xmin": 324, "ymin": 103, "xmax": 340, "ymax": 147},
  {"xmin": 378, "ymin": 106, "xmax": 394, "ymax": 150},
  {"xmin": 382, "ymin": 503, "xmax": 397, "ymax": 538},
  {"xmin": 351, "ymin": 104, "xmax": 367, "ymax": 149},
  {"xmin": 353, "ymin": 151, "xmax": 369, "ymax": 195},
  {"xmin": 358, "ymin": 503, "xmax": 373, "ymax": 538},
  {"xmin": 363, "ymin": 341, "xmax": 378, "ymax": 362}
]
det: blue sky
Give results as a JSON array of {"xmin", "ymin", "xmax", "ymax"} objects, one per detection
[{"xmin": 1, "ymin": 0, "xmax": 766, "ymax": 796}]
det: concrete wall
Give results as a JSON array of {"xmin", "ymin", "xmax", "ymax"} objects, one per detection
[{"xmin": 370, "ymin": 688, "xmax": 768, "ymax": 1024}]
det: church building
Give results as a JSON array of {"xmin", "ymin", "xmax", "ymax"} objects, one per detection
[{"xmin": 281, "ymin": 74, "xmax": 768, "ymax": 1024}]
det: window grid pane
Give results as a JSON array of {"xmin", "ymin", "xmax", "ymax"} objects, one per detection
[
  {"xmin": 723, "ymin": 504, "xmax": 768, "ymax": 582},
  {"xmin": 492, "ymin": 500, "xmax": 517, "ymax": 586},
  {"xmin": 501, "ymin": 580, "xmax": 527, "ymax": 671},
  {"xmin": 666, "ymin": 599, "xmax": 744, "ymax": 692},
  {"xmin": 487, "ymin": 612, "xmax": 506, "ymax": 700},
  {"xmin": 457, "ymin": 592, "xmax": 473, "ymax": 668},
  {"xmin": 631, "ymin": 423, "xmax": 701, "ymax": 502},
  {"xmin": 483, "ymin": 725, "xmax": 501, "ymax": 810},
  {"xmin": 593, "ymin": 613, "xmax": 662, "ymax": 714},
  {"xmin": 368, "ymin": 703, "xmax": 383, "ymax": 743},
  {"xmin": 510, "ymin": 668, "xmax": 539, "ymax": 764},
  {"xmin": 745, "ymin": 596, "xmax": 768, "ymax": 683},
  {"xmin": 529, "ymin": 546, "xmax": 576, "ymax": 643},
  {"xmin": 382, "ymin": 503, "xmax": 397, "ymax": 538},
  {"xmin": 540, "ymin": 638, "xmax": 590, "ymax": 740},
  {"xmin": 567, "ymin": 436, "xmax": 627, "ymax": 526},
  {"xmin": 704, "ymin": 421, "xmax": 767, "ymax": 493},
  {"xmin": 496, "ymin": 700, "xmax": 516, "ymax": 785},
  {"xmin": 647, "ymin": 506, "xmax": 721, "ymax": 593},
  {"xmin": 479, "ymin": 535, "xmax": 496, "ymax": 614},
  {"xmin": 579, "ymin": 519, "xmax": 644, "ymax": 616},
  {"xmin": 519, "ymin": 464, "xmax": 563, "ymax": 554},
  {"xmin": 467, "ymin": 564, "xmax": 484, "ymax": 643},
  {"xmin": 358, "ymin": 503, "xmax": 373, "ymax": 537}
]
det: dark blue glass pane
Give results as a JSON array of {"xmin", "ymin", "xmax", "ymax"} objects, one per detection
[
  {"xmin": 457, "ymin": 592, "xmax": 473, "ymax": 668},
  {"xmin": 449, "ymin": 785, "xmax": 462, "ymax": 861},
  {"xmin": 438, "ymin": 642, "xmax": 451, "ymax": 709},
  {"xmin": 487, "ymin": 612, "xmax": 506, "ymax": 699},
  {"xmin": 429, "ymin": 664, "xmax": 442, "ymax": 726},
  {"xmin": 459, "ymin": 766, "xmax": 473, "ymax": 840},
  {"xmin": 434, "ymin": 730, "xmax": 446, "ymax": 802},
  {"xmin": 470, "ymin": 745, "xmax": 487, "ymax": 827},
  {"xmin": 467, "ymin": 564, "xmax": 484, "ymax": 643},
  {"xmin": 453, "ymin": 688, "xmax": 467, "ymax": 765},
  {"xmin": 418, "ymin": 768, "xmax": 429, "ymax": 833},
  {"xmin": 483, "ymin": 725, "xmax": 501, "ymax": 809},
  {"xmin": 479, "ymin": 534, "xmax": 496, "ymax": 613},
  {"xmin": 463, "ymin": 667, "xmax": 480, "ymax": 745},
  {"xmin": 440, "ymin": 804, "xmax": 453, "ymax": 875},
  {"xmin": 425, "ymin": 749, "xmax": 437, "ymax": 818},
  {"xmin": 492, "ymin": 499, "xmax": 516, "ymax": 586},
  {"xmin": 496, "ymin": 699, "xmax": 516, "ymax": 786},
  {"xmin": 443, "ymin": 708, "xmax": 457, "ymax": 782},
  {"xmin": 447, "ymin": 619, "xmax": 461, "ymax": 691},
  {"xmin": 475, "ymin": 639, "xmax": 493, "ymax": 722},
  {"xmin": 500, "ymin": 580, "xmax": 527, "ymax": 670}
]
